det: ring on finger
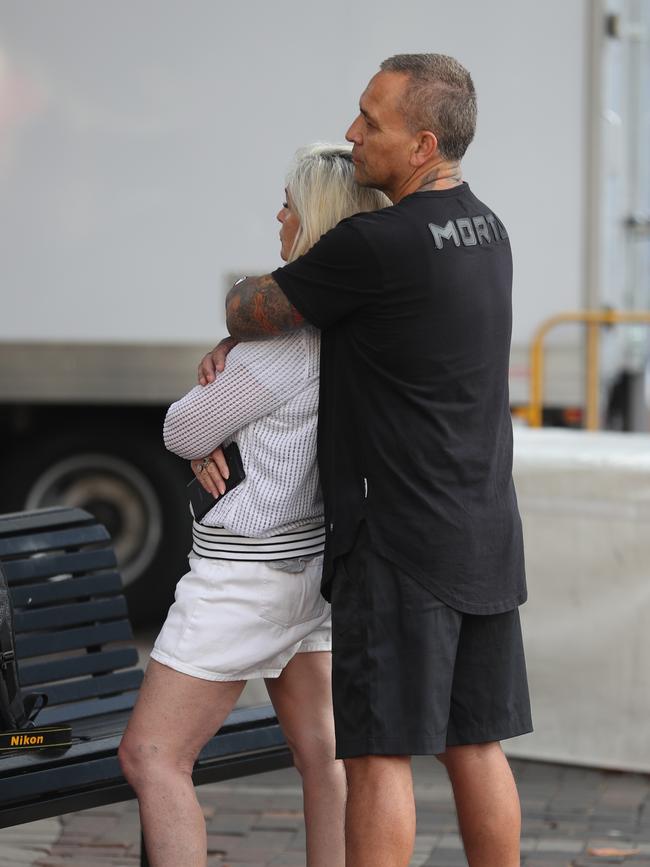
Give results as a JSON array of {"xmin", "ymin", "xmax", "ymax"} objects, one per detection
[{"xmin": 199, "ymin": 457, "xmax": 213, "ymax": 472}]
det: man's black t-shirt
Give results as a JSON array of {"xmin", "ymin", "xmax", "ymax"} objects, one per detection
[{"xmin": 272, "ymin": 183, "xmax": 526, "ymax": 614}]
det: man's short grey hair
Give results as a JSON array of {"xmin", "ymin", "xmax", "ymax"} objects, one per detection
[{"xmin": 380, "ymin": 53, "xmax": 477, "ymax": 161}]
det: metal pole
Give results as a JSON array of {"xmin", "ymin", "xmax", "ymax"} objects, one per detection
[
  {"xmin": 528, "ymin": 332, "xmax": 545, "ymax": 427},
  {"xmin": 585, "ymin": 321, "xmax": 601, "ymax": 430},
  {"xmin": 524, "ymin": 309, "xmax": 650, "ymax": 430}
]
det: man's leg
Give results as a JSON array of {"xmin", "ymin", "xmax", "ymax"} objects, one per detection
[
  {"xmin": 329, "ymin": 526, "xmax": 458, "ymax": 867},
  {"xmin": 441, "ymin": 603, "xmax": 531, "ymax": 866},
  {"xmin": 439, "ymin": 741, "xmax": 521, "ymax": 867},
  {"xmin": 343, "ymin": 754, "xmax": 415, "ymax": 867}
]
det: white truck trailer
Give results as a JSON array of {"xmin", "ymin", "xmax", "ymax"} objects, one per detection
[{"xmin": 0, "ymin": 0, "xmax": 648, "ymax": 623}]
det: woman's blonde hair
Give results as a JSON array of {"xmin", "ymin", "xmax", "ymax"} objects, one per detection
[{"xmin": 285, "ymin": 143, "xmax": 390, "ymax": 262}]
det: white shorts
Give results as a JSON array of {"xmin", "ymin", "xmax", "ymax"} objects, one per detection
[{"xmin": 150, "ymin": 554, "xmax": 331, "ymax": 681}]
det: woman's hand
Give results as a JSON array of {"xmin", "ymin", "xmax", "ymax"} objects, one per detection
[
  {"xmin": 190, "ymin": 446, "xmax": 230, "ymax": 497},
  {"xmin": 197, "ymin": 337, "xmax": 239, "ymax": 386}
]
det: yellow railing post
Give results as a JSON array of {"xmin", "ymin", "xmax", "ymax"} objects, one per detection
[
  {"xmin": 525, "ymin": 310, "xmax": 650, "ymax": 429},
  {"xmin": 585, "ymin": 319, "xmax": 600, "ymax": 431}
]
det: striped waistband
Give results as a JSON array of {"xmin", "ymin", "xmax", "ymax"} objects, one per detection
[{"xmin": 191, "ymin": 521, "xmax": 326, "ymax": 561}]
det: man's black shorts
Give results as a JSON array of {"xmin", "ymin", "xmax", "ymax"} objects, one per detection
[{"xmin": 330, "ymin": 522, "xmax": 533, "ymax": 759}]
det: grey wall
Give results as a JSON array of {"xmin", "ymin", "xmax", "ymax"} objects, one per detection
[{"xmin": 0, "ymin": 0, "xmax": 588, "ymax": 345}]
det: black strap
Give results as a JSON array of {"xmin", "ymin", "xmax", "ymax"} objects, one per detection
[
  {"xmin": 0, "ymin": 569, "xmax": 48, "ymax": 731},
  {"xmin": 23, "ymin": 693, "xmax": 48, "ymax": 725},
  {"xmin": 0, "ymin": 619, "xmax": 24, "ymax": 729},
  {"xmin": 0, "ymin": 618, "xmax": 49, "ymax": 729}
]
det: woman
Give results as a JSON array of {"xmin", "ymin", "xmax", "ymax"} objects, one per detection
[{"xmin": 118, "ymin": 144, "xmax": 389, "ymax": 867}]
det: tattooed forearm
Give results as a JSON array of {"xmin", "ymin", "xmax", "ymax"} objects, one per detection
[{"xmin": 226, "ymin": 274, "xmax": 305, "ymax": 340}]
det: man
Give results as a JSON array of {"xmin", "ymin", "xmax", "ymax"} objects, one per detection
[{"xmin": 202, "ymin": 54, "xmax": 532, "ymax": 867}]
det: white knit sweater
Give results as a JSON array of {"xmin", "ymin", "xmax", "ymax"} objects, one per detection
[{"xmin": 163, "ymin": 328, "xmax": 324, "ymax": 540}]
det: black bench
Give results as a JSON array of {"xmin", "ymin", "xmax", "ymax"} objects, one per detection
[{"xmin": 0, "ymin": 506, "xmax": 293, "ymax": 866}]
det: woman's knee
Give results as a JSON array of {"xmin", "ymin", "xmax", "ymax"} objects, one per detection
[
  {"xmin": 118, "ymin": 729, "xmax": 195, "ymax": 788},
  {"xmin": 286, "ymin": 730, "xmax": 338, "ymax": 778}
]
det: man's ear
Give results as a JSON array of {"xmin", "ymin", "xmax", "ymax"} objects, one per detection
[{"xmin": 410, "ymin": 130, "xmax": 438, "ymax": 167}]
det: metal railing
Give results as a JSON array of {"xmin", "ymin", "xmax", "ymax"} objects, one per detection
[{"xmin": 523, "ymin": 310, "xmax": 650, "ymax": 430}]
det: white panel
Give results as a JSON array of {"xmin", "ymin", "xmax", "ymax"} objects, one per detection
[
  {"xmin": 0, "ymin": 0, "xmax": 588, "ymax": 343},
  {"xmin": 507, "ymin": 427, "xmax": 650, "ymax": 771}
]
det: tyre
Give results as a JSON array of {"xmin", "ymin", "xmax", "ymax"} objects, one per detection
[{"xmin": 0, "ymin": 425, "xmax": 191, "ymax": 626}]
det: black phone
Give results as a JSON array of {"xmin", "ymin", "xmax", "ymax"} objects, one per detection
[{"xmin": 187, "ymin": 441, "xmax": 246, "ymax": 522}]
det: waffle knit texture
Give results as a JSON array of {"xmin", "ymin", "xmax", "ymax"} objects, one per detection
[{"xmin": 163, "ymin": 328, "xmax": 324, "ymax": 539}]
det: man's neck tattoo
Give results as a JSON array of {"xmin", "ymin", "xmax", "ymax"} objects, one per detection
[{"xmin": 418, "ymin": 167, "xmax": 463, "ymax": 192}]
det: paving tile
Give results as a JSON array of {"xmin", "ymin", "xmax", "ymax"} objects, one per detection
[
  {"xmin": 218, "ymin": 862, "xmax": 266, "ymax": 867},
  {"xmin": 8, "ymin": 756, "xmax": 650, "ymax": 865},
  {"xmin": 268, "ymin": 853, "xmax": 306, "ymax": 866},
  {"xmin": 230, "ymin": 830, "xmax": 294, "ymax": 852},
  {"xmin": 522, "ymin": 860, "xmax": 573, "ymax": 866},
  {"xmin": 49, "ymin": 843, "xmax": 132, "ymax": 858},
  {"xmin": 437, "ymin": 833, "xmax": 464, "ymax": 850},
  {"xmin": 409, "ymin": 833, "xmax": 439, "ymax": 866},
  {"xmin": 521, "ymin": 837, "xmax": 538, "ymax": 852},
  {"xmin": 207, "ymin": 833, "xmax": 241, "ymax": 854},
  {"xmin": 0, "ymin": 846, "xmax": 53, "ymax": 865},
  {"xmin": 227, "ymin": 851, "xmax": 279, "ymax": 862},
  {"xmin": 0, "ymin": 817, "xmax": 61, "ymax": 856},
  {"xmin": 588, "ymin": 836, "xmax": 642, "ymax": 849},
  {"xmin": 526, "ymin": 818, "xmax": 558, "ymax": 833},
  {"xmin": 536, "ymin": 838, "xmax": 584, "ymax": 853},
  {"xmin": 286, "ymin": 831, "xmax": 306, "ymax": 851},
  {"xmin": 208, "ymin": 813, "xmax": 259, "ymax": 834},
  {"xmin": 422, "ymin": 852, "xmax": 467, "ymax": 866},
  {"xmin": 253, "ymin": 812, "xmax": 303, "ymax": 832}
]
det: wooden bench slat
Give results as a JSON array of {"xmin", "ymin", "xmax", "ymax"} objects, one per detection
[
  {"xmin": 197, "ymin": 723, "xmax": 287, "ymax": 763},
  {"xmin": 19, "ymin": 648, "xmax": 139, "ymax": 687},
  {"xmin": 10, "ymin": 573, "xmax": 123, "ymax": 607},
  {"xmin": 60, "ymin": 710, "xmax": 133, "ymax": 741},
  {"xmin": 16, "ymin": 619, "xmax": 133, "ymax": 659},
  {"xmin": 220, "ymin": 704, "xmax": 280, "ymax": 729},
  {"xmin": 0, "ymin": 525, "xmax": 110, "ymax": 559},
  {"xmin": 36, "ymin": 691, "xmax": 139, "ymax": 725},
  {"xmin": 37, "ymin": 669, "xmax": 144, "ymax": 707},
  {"xmin": 0, "ymin": 733, "xmax": 123, "ymax": 775},
  {"xmin": 0, "ymin": 706, "xmax": 279, "ymax": 775},
  {"xmin": 0, "ymin": 754, "xmax": 121, "ymax": 803},
  {"xmin": 14, "ymin": 597, "xmax": 127, "ymax": 632},
  {"xmin": 2, "ymin": 549, "xmax": 117, "ymax": 584},
  {"xmin": 0, "ymin": 507, "xmax": 95, "ymax": 537},
  {"xmin": 0, "ymin": 722, "xmax": 288, "ymax": 803},
  {"xmin": 0, "ymin": 743, "xmax": 293, "ymax": 830},
  {"xmin": 0, "ymin": 506, "xmax": 294, "ymax": 855}
]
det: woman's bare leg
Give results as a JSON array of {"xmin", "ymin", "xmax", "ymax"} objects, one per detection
[
  {"xmin": 265, "ymin": 651, "xmax": 346, "ymax": 867},
  {"xmin": 118, "ymin": 659, "xmax": 245, "ymax": 867}
]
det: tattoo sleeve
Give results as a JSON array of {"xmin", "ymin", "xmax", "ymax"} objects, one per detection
[{"xmin": 226, "ymin": 274, "xmax": 305, "ymax": 340}]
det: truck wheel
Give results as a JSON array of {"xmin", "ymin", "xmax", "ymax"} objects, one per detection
[{"xmin": 0, "ymin": 428, "xmax": 191, "ymax": 627}]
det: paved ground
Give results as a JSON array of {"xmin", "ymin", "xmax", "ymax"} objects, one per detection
[
  {"xmin": 2, "ymin": 746, "xmax": 650, "ymax": 866},
  {"xmin": 2, "ymin": 635, "xmax": 649, "ymax": 866}
]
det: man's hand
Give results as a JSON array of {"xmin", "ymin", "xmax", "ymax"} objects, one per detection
[
  {"xmin": 197, "ymin": 336, "xmax": 239, "ymax": 386},
  {"xmin": 190, "ymin": 446, "xmax": 230, "ymax": 498}
]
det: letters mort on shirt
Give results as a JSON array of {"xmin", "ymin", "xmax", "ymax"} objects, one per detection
[{"xmin": 428, "ymin": 213, "xmax": 508, "ymax": 250}]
